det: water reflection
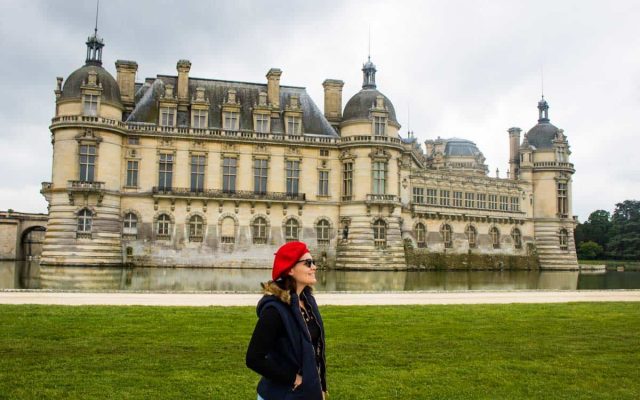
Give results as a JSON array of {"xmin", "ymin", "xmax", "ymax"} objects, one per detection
[{"xmin": 1, "ymin": 260, "xmax": 640, "ymax": 292}]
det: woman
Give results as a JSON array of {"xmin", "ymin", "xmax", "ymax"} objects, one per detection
[{"xmin": 246, "ymin": 241, "xmax": 327, "ymax": 400}]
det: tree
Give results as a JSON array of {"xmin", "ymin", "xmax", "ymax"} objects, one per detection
[
  {"xmin": 577, "ymin": 241, "xmax": 603, "ymax": 259},
  {"xmin": 574, "ymin": 210, "xmax": 611, "ymax": 254},
  {"xmin": 606, "ymin": 200, "xmax": 640, "ymax": 260}
]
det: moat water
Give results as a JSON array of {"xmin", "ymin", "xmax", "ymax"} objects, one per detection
[{"xmin": 1, "ymin": 261, "xmax": 639, "ymax": 292}]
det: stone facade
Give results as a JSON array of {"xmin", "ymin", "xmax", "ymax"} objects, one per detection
[{"xmin": 39, "ymin": 32, "xmax": 578, "ymax": 271}]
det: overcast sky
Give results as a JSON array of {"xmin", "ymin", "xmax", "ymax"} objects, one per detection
[{"xmin": 0, "ymin": 0, "xmax": 638, "ymax": 221}]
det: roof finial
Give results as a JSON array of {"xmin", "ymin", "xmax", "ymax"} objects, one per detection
[
  {"xmin": 541, "ymin": 65, "xmax": 544, "ymax": 99},
  {"xmin": 94, "ymin": 0, "xmax": 100, "ymax": 36},
  {"xmin": 368, "ymin": 24, "xmax": 371, "ymax": 62}
]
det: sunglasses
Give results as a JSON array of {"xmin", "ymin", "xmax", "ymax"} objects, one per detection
[{"xmin": 297, "ymin": 258, "xmax": 316, "ymax": 268}]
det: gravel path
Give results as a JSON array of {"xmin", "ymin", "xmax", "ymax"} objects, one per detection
[{"xmin": 1, "ymin": 290, "xmax": 639, "ymax": 306}]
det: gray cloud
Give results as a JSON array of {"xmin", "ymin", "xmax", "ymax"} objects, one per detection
[{"xmin": 1, "ymin": 0, "xmax": 638, "ymax": 220}]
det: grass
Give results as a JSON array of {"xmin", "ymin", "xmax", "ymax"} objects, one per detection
[{"xmin": 0, "ymin": 303, "xmax": 639, "ymax": 399}]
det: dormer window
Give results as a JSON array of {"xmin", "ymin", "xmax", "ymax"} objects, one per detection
[
  {"xmin": 192, "ymin": 109, "xmax": 207, "ymax": 129},
  {"xmin": 83, "ymin": 94, "xmax": 99, "ymax": 116},
  {"xmin": 373, "ymin": 116, "xmax": 386, "ymax": 136},
  {"xmin": 255, "ymin": 113, "xmax": 270, "ymax": 133},
  {"xmin": 160, "ymin": 107, "xmax": 176, "ymax": 127},
  {"xmin": 223, "ymin": 111, "xmax": 239, "ymax": 130},
  {"xmin": 287, "ymin": 116, "xmax": 301, "ymax": 135}
]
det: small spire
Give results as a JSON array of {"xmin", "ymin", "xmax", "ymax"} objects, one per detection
[
  {"xmin": 362, "ymin": 57, "xmax": 376, "ymax": 89},
  {"xmin": 537, "ymin": 96, "xmax": 550, "ymax": 123}
]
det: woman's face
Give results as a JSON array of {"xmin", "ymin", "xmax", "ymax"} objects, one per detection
[{"xmin": 288, "ymin": 252, "xmax": 317, "ymax": 287}]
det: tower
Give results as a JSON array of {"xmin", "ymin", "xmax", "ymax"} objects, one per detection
[{"xmin": 519, "ymin": 97, "xmax": 578, "ymax": 269}]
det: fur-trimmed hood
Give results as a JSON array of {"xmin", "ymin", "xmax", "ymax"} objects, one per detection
[{"xmin": 260, "ymin": 280, "xmax": 292, "ymax": 305}]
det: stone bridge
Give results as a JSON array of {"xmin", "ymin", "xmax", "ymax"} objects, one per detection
[{"xmin": 0, "ymin": 211, "xmax": 48, "ymax": 261}]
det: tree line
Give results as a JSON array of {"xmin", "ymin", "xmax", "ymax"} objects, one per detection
[{"xmin": 574, "ymin": 200, "xmax": 640, "ymax": 260}]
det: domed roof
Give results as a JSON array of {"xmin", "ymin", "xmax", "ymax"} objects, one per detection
[
  {"xmin": 60, "ymin": 64, "xmax": 122, "ymax": 106},
  {"xmin": 443, "ymin": 138, "xmax": 482, "ymax": 157},
  {"xmin": 526, "ymin": 122, "xmax": 559, "ymax": 149},
  {"xmin": 342, "ymin": 89, "xmax": 398, "ymax": 125}
]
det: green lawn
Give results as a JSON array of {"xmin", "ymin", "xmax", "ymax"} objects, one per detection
[{"xmin": 0, "ymin": 303, "xmax": 638, "ymax": 399}]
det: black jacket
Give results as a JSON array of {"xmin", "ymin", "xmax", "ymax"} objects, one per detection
[{"xmin": 246, "ymin": 282, "xmax": 326, "ymax": 400}]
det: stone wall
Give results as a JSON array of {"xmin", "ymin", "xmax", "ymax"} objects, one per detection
[{"xmin": 406, "ymin": 247, "xmax": 539, "ymax": 270}]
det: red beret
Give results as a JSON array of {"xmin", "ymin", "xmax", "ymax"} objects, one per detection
[{"xmin": 272, "ymin": 241, "xmax": 309, "ymax": 281}]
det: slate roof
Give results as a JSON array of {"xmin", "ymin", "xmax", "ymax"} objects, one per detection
[
  {"xmin": 61, "ymin": 64, "xmax": 122, "ymax": 106},
  {"xmin": 342, "ymin": 89, "xmax": 398, "ymax": 125},
  {"xmin": 126, "ymin": 75, "xmax": 337, "ymax": 137},
  {"xmin": 444, "ymin": 138, "xmax": 482, "ymax": 156},
  {"xmin": 526, "ymin": 122, "xmax": 559, "ymax": 149}
]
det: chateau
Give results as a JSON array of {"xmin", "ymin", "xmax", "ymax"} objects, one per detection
[{"xmin": 39, "ymin": 30, "xmax": 578, "ymax": 271}]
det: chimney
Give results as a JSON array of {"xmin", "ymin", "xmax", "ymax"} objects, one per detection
[
  {"xmin": 266, "ymin": 68, "xmax": 282, "ymax": 109},
  {"xmin": 177, "ymin": 59, "xmax": 192, "ymax": 111},
  {"xmin": 322, "ymin": 79, "xmax": 344, "ymax": 124},
  {"xmin": 508, "ymin": 127, "xmax": 521, "ymax": 179},
  {"xmin": 115, "ymin": 60, "xmax": 138, "ymax": 111}
]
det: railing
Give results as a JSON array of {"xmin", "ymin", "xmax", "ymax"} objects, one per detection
[
  {"xmin": 366, "ymin": 194, "xmax": 399, "ymax": 203},
  {"xmin": 341, "ymin": 135, "xmax": 402, "ymax": 145},
  {"xmin": 67, "ymin": 180, "xmax": 105, "ymax": 191},
  {"xmin": 533, "ymin": 161, "xmax": 574, "ymax": 169},
  {"xmin": 152, "ymin": 187, "xmax": 306, "ymax": 202}
]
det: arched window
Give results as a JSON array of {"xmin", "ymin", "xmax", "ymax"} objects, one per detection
[
  {"xmin": 252, "ymin": 217, "xmax": 268, "ymax": 244},
  {"xmin": 415, "ymin": 223, "xmax": 426, "ymax": 248},
  {"xmin": 189, "ymin": 215, "xmax": 204, "ymax": 242},
  {"xmin": 440, "ymin": 224, "xmax": 452, "ymax": 248},
  {"xmin": 465, "ymin": 225, "xmax": 477, "ymax": 248},
  {"xmin": 512, "ymin": 228, "xmax": 522, "ymax": 249},
  {"xmin": 316, "ymin": 219, "xmax": 331, "ymax": 246},
  {"xmin": 285, "ymin": 218, "xmax": 300, "ymax": 242},
  {"xmin": 156, "ymin": 214, "xmax": 171, "ymax": 237},
  {"xmin": 123, "ymin": 212, "xmax": 138, "ymax": 236},
  {"xmin": 373, "ymin": 219, "xmax": 387, "ymax": 249},
  {"xmin": 490, "ymin": 227, "xmax": 500, "ymax": 249},
  {"xmin": 220, "ymin": 217, "xmax": 235, "ymax": 243},
  {"xmin": 77, "ymin": 209, "xmax": 92, "ymax": 233},
  {"xmin": 559, "ymin": 229, "xmax": 569, "ymax": 251}
]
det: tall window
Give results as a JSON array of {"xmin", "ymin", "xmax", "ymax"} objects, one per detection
[
  {"xmin": 316, "ymin": 219, "xmax": 331, "ymax": 246},
  {"xmin": 559, "ymin": 229, "xmax": 569, "ymax": 250},
  {"xmin": 372, "ymin": 161, "xmax": 387, "ymax": 194},
  {"xmin": 488, "ymin": 194, "xmax": 498, "ymax": 210},
  {"xmin": 252, "ymin": 217, "xmax": 267, "ymax": 244},
  {"xmin": 287, "ymin": 116, "xmax": 301, "ymax": 135},
  {"xmin": 191, "ymin": 155, "xmax": 206, "ymax": 192},
  {"xmin": 477, "ymin": 193, "xmax": 487, "ymax": 209},
  {"xmin": 453, "ymin": 191, "xmax": 463, "ymax": 207},
  {"xmin": 499, "ymin": 196, "xmax": 509, "ymax": 211},
  {"xmin": 373, "ymin": 116, "xmax": 386, "ymax": 136},
  {"xmin": 156, "ymin": 214, "xmax": 171, "ymax": 237},
  {"xmin": 189, "ymin": 215, "xmax": 204, "ymax": 241},
  {"xmin": 415, "ymin": 223, "xmax": 426, "ymax": 248},
  {"xmin": 158, "ymin": 154, "xmax": 173, "ymax": 190},
  {"xmin": 253, "ymin": 159, "xmax": 268, "ymax": 194},
  {"xmin": 255, "ymin": 114, "xmax": 270, "ymax": 133},
  {"xmin": 223, "ymin": 111, "xmax": 239, "ymax": 130},
  {"xmin": 557, "ymin": 183, "xmax": 568, "ymax": 216},
  {"xmin": 77, "ymin": 209, "xmax": 92, "ymax": 233},
  {"xmin": 510, "ymin": 197, "xmax": 520, "ymax": 212},
  {"xmin": 123, "ymin": 212, "xmax": 138, "ymax": 236},
  {"xmin": 490, "ymin": 227, "xmax": 500, "ymax": 249},
  {"xmin": 426, "ymin": 188, "xmax": 437, "ymax": 205},
  {"xmin": 465, "ymin": 225, "xmax": 477, "ymax": 248},
  {"xmin": 192, "ymin": 109, "xmax": 207, "ymax": 129},
  {"xmin": 440, "ymin": 224, "xmax": 452, "ymax": 248},
  {"xmin": 413, "ymin": 187, "xmax": 424, "ymax": 204},
  {"xmin": 512, "ymin": 228, "xmax": 522, "ymax": 249},
  {"xmin": 126, "ymin": 160, "xmax": 138, "ymax": 187},
  {"xmin": 160, "ymin": 107, "xmax": 175, "ymax": 127},
  {"xmin": 465, "ymin": 193, "xmax": 475, "ymax": 208},
  {"xmin": 220, "ymin": 217, "xmax": 235, "ymax": 243},
  {"xmin": 440, "ymin": 190, "xmax": 450, "ymax": 206},
  {"xmin": 318, "ymin": 170, "xmax": 329, "ymax": 196},
  {"xmin": 79, "ymin": 145, "xmax": 96, "ymax": 181},
  {"xmin": 286, "ymin": 160, "xmax": 300, "ymax": 195},
  {"xmin": 342, "ymin": 162, "xmax": 353, "ymax": 200},
  {"xmin": 83, "ymin": 94, "xmax": 98, "ymax": 116},
  {"xmin": 285, "ymin": 218, "xmax": 300, "ymax": 242},
  {"xmin": 223, "ymin": 157, "xmax": 237, "ymax": 193},
  {"xmin": 373, "ymin": 219, "xmax": 387, "ymax": 249}
]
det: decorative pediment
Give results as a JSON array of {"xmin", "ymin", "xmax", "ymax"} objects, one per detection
[
  {"xmin": 75, "ymin": 128, "xmax": 102, "ymax": 144},
  {"xmin": 339, "ymin": 149, "xmax": 356, "ymax": 161},
  {"xmin": 369, "ymin": 147, "xmax": 391, "ymax": 160}
]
